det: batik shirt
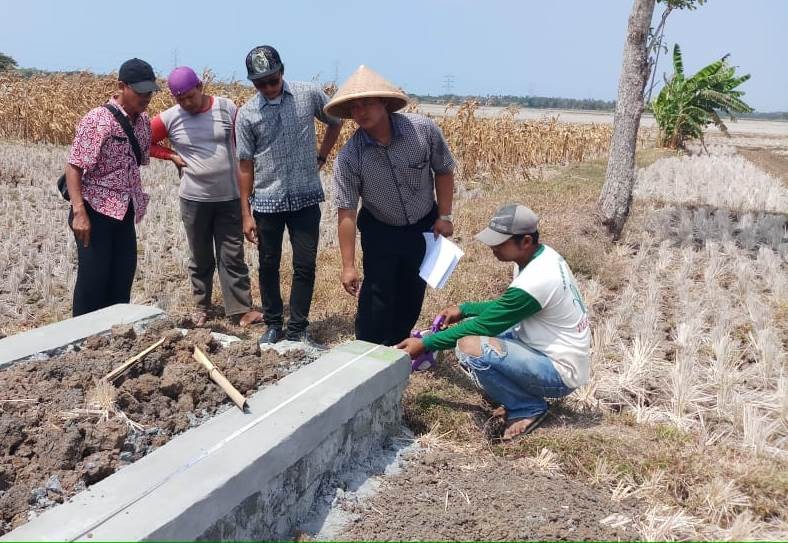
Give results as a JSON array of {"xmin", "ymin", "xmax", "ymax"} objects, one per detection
[{"xmin": 67, "ymin": 97, "xmax": 151, "ymax": 223}]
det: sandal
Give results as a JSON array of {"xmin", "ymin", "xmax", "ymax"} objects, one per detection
[
  {"xmin": 501, "ymin": 410, "xmax": 550, "ymax": 443},
  {"xmin": 192, "ymin": 309, "xmax": 208, "ymax": 327},
  {"xmin": 491, "ymin": 406, "xmax": 507, "ymax": 419},
  {"xmin": 482, "ymin": 405, "xmax": 509, "ymax": 440},
  {"xmin": 239, "ymin": 310, "xmax": 264, "ymax": 327}
]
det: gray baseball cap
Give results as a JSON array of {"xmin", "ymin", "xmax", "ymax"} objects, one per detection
[{"xmin": 475, "ymin": 203, "xmax": 539, "ymax": 246}]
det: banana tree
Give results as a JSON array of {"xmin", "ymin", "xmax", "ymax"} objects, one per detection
[{"xmin": 652, "ymin": 44, "xmax": 752, "ymax": 148}]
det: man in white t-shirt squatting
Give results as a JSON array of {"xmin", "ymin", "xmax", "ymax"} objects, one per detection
[{"xmin": 397, "ymin": 203, "xmax": 591, "ymax": 442}]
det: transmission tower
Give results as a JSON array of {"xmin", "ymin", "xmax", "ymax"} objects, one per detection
[{"xmin": 442, "ymin": 74, "xmax": 455, "ymax": 95}]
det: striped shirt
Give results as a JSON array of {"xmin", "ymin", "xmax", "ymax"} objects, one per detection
[
  {"xmin": 333, "ymin": 113, "xmax": 455, "ymax": 226},
  {"xmin": 235, "ymin": 81, "xmax": 341, "ymax": 213}
]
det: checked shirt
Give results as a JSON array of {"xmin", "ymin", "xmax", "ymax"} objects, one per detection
[
  {"xmin": 332, "ymin": 113, "xmax": 455, "ymax": 226},
  {"xmin": 235, "ymin": 81, "xmax": 341, "ymax": 213}
]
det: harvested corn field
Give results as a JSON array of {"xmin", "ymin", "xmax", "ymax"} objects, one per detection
[{"xmin": 0, "ymin": 72, "xmax": 617, "ymax": 182}]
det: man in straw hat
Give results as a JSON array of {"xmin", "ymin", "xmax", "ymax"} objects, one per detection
[
  {"xmin": 326, "ymin": 65, "xmax": 455, "ymax": 347},
  {"xmin": 150, "ymin": 66, "xmax": 262, "ymax": 328},
  {"xmin": 396, "ymin": 204, "xmax": 591, "ymax": 442},
  {"xmin": 235, "ymin": 45, "xmax": 343, "ymax": 347}
]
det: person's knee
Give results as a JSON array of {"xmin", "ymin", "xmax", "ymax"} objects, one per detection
[
  {"xmin": 457, "ymin": 336, "xmax": 482, "ymax": 357},
  {"xmin": 487, "ymin": 338, "xmax": 505, "ymax": 355},
  {"xmin": 458, "ymin": 336, "xmax": 505, "ymax": 358}
]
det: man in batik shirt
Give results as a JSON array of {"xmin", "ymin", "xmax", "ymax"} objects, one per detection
[{"xmin": 64, "ymin": 58, "xmax": 158, "ymax": 316}]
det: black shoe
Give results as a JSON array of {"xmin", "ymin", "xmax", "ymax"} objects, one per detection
[{"xmin": 259, "ymin": 326, "xmax": 284, "ymax": 345}]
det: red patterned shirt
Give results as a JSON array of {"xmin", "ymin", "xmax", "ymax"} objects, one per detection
[{"xmin": 67, "ymin": 97, "xmax": 151, "ymax": 223}]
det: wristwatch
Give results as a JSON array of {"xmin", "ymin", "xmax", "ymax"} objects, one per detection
[{"xmin": 439, "ymin": 214, "xmax": 453, "ymax": 222}]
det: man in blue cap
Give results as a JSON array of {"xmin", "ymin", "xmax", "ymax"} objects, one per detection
[{"xmin": 235, "ymin": 45, "xmax": 343, "ymax": 347}]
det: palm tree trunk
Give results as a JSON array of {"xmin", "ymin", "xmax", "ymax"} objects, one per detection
[{"xmin": 598, "ymin": 0, "xmax": 656, "ymax": 240}]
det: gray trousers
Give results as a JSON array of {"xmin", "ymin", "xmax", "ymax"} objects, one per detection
[{"xmin": 179, "ymin": 197, "xmax": 253, "ymax": 316}]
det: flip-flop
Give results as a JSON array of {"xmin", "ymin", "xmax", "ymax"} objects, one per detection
[
  {"xmin": 501, "ymin": 410, "xmax": 550, "ymax": 443},
  {"xmin": 192, "ymin": 310, "xmax": 208, "ymax": 327}
]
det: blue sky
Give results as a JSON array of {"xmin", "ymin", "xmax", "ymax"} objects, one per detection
[{"xmin": 2, "ymin": 0, "xmax": 785, "ymax": 111}]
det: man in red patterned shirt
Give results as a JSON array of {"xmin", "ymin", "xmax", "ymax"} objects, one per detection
[{"xmin": 64, "ymin": 58, "xmax": 158, "ymax": 316}]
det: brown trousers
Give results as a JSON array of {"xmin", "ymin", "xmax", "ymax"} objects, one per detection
[{"xmin": 179, "ymin": 197, "xmax": 253, "ymax": 316}]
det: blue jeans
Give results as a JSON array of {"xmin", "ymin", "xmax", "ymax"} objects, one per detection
[{"xmin": 455, "ymin": 331, "xmax": 574, "ymax": 421}]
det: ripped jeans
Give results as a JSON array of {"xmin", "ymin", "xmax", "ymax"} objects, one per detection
[{"xmin": 455, "ymin": 330, "xmax": 574, "ymax": 421}]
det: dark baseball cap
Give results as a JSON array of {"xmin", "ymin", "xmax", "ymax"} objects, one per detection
[
  {"xmin": 118, "ymin": 58, "xmax": 160, "ymax": 93},
  {"xmin": 245, "ymin": 45, "xmax": 283, "ymax": 81},
  {"xmin": 475, "ymin": 203, "xmax": 539, "ymax": 246}
]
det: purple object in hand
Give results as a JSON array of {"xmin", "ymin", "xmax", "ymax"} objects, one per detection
[{"xmin": 410, "ymin": 315, "xmax": 446, "ymax": 372}]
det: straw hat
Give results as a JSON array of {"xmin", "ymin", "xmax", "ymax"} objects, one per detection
[{"xmin": 324, "ymin": 65, "xmax": 409, "ymax": 119}]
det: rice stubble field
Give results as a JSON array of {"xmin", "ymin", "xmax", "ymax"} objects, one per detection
[{"xmin": 0, "ymin": 72, "xmax": 786, "ymax": 540}]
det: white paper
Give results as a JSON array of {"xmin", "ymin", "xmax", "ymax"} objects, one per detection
[{"xmin": 419, "ymin": 234, "xmax": 464, "ymax": 289}]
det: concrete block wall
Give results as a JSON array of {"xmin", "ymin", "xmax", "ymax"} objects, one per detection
[
  {"xmin": 199, "ymin": 387, "xmax": 403, "ymax": 540},
  {"xmin": 4, "ymin": 340, "xmax": 410, "ymax": 541}
]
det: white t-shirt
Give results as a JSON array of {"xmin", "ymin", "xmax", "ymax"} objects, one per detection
[{"xmin": 510, "ymin": 245, "xmax": 591, "ymax": 388}]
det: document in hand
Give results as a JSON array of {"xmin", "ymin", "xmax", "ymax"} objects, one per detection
[{"xmin": 419, "ymin": 233, "xmax": 464, "ymax": 289}]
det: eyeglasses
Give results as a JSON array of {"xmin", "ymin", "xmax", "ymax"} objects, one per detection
[{"xmin": 254, "ymin": 74, "xmax": 282, "ymax": 89}]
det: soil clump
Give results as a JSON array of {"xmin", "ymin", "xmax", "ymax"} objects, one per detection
[{"xmin": 0, "ymin": 318, "xmax": 286, "ymax": 534}]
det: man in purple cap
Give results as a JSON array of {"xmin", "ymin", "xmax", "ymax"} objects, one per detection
[
  {"xmin": 397, "ymin": 203, "xmax": 591, "ymax": 442},
  {"xmin": 64, "ymin": 58, "xmax": 158, "ymax": 316},
  {"xmin": 150, "ymin": 66, "xmax": 262, "ymax": 327}
]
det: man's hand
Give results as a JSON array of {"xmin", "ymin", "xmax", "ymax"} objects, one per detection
[
  {"xmin": 242, "ymin": 214, "xmax": 258, "ymax": 244},
  {"xmin": 341, "ymin": 265, "xmax": 361, "ymax": 297},
  {"xmin": 396, "ymin": 337, "xmax": 426, "ymax": 358},
  {"xmin": 433, "ymin": 218, "xmax": 454, "ymax": 239},
  {"xmin": 71, "ymin": 207, "xmax": 91, "ymax": 248},
  {"xmin": 171, "ymin": 154, "xmax": 187, "ymax": 176},
  {"xmin": 438, "ymin": 304, "xmax": 463, "ymax": 326}
]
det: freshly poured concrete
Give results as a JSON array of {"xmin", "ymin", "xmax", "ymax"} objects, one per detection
[
  {"xmin": 4, "ymin": 340, "xmax": 410, "ymax": 541},
  {"xmin": 0, "ymin": 304, "xmax": 163, "ymax": 368}
]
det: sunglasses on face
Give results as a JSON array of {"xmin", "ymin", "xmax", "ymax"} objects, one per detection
[{"xmin": 254, "ymin": 75, "xmax": 282, "ymax": 89}]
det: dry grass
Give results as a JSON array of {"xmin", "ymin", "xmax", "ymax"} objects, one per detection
[
  {"xmin": 399, "ymin": 144, "xmax": 787, "ymax": 540},
  {"xmin": 61, "ymin": 379, "xmax": 144, "ymax": 432}
]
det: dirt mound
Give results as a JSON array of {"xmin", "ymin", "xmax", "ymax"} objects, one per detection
[
  {"xmin": 0, "ymin": 319, "xmax": 285, "ymax": 535},
  {"xmin": 338, "ymin": 450, "xmax": 639, "ymax": 541}
]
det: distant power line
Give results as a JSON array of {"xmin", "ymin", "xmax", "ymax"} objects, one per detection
[{"xmin": 442, "ymin": 74, "xmax": 455, "ymax": 95}]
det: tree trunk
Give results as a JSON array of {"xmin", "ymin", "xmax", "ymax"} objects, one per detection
[{"xmin": 598, "ymin": 0, "xmax": 656, "ymax": 240}]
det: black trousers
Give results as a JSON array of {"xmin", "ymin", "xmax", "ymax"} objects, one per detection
[
  {"xmin": 253, "ymin": 204, "xmax": 320, "ymax": 338},
  {"xmin": 69, "ymin": 202, "xmax": 137, "ymax": 317},
  {"xmin": 356, "ymin": 206, "xmax": 437, "ymax": 346},
  {"xmin": 179, "ymin": 198, "xmax": 253, "ymax": 316}
]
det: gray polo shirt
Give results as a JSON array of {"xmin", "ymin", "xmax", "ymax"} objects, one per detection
[
  {"xmin": 235, "ymin": 81, "xmax": 341, "ymax": 213},
  {"xmin": 333, "ymin": 113, "xmax": 455, "ymax": 226}
]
